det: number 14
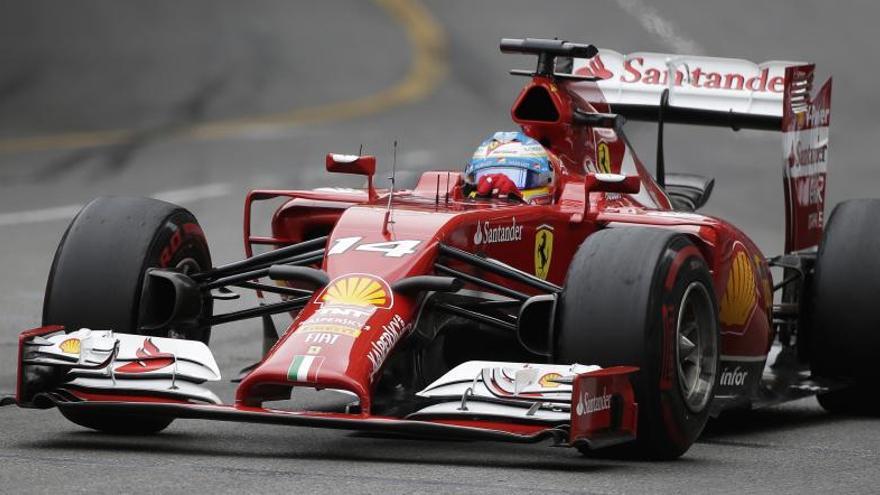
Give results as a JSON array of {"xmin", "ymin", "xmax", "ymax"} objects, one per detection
[{"xmin": 327, "ymin": 236, "xmax": 421, "ymax": 258}]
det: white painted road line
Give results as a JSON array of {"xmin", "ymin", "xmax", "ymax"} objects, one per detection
[
  {"xmin": 152, "ymin": 182, "xmax": 233, "ymax": 205},
  {"xmin": 0, "ymin": 182, "xmax": 232, "ymax": 227},
  {"xmin": 0, "ymin": 204, "xmax": 83, "ymax": 227},
  {"xmin": 614, "ymin": 0, "xmax": 704, "ymax": 55}
]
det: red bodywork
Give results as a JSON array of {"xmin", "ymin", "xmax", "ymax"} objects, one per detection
[{"xmin": 239, "ymin": 74, "xmax": 774, "ymax": 419}]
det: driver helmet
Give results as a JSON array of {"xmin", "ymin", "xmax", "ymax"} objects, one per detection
[{"xmin": 465, "ymin": 131, "xmax": 553, "ymax": 202}]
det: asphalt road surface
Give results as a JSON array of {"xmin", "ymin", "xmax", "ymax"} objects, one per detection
[{"xmin": 2, "ymin": 1, "xmax": 879, "ymax": 493}]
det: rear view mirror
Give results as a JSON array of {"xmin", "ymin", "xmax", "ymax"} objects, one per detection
[
  {"xmin": 326, "ymin": 153, "xmax": 378, "ymax": 201},
  {"xmin": 326, "ymin": 153, "xmax": 376, "ymax": 176},
  {"xmin": 585, "ymin": 173, "xmax": 641, "ymax": 195}
]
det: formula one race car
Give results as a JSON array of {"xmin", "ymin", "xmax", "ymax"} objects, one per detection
[{"xmin": 15, "ymin": 38, "xmax": 869, "ymax": 460}]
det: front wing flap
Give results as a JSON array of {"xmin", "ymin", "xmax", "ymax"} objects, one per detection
[
  {"xmin": 414, "ymin": 361, "xmax": 638, "ymax": 448},
  {"xmin": 17, "ymin": 326, "xmax": 221, "ymax": 407}
]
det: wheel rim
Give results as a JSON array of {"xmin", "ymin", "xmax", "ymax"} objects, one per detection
[{"xmin": 675, "ymin": 282, "xmax": 718, "ymax": 413}]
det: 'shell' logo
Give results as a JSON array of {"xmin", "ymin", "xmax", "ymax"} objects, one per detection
[
  {"xmin": 539, "ymin": 372, "xmax": 562, "ymax": 388},
  {"xmin": 719, "ymin": 248, "xmax": 757, "ymax": 329},
  {"xmin": 116, "ymin": 338, "xmax": 175, "ymax": 373},
  {"xmin": 321, "ymin": 275, "xmax": 390, "ymax": 308},
  {"xmin": 59, "ymin": 338, "xmax": 81, "ymax": 355}
]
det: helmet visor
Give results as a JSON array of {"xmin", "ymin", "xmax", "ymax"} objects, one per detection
[{"xmin": 473, "ymin": 166, "xmax": 546, "ymax": 190}]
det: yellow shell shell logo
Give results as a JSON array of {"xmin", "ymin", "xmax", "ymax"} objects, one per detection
[
  {"xmin": 719, "ymin": 250, "xmax": 757, "ymax": 327},
  {"xmin": 539, "ymin": 372, "xmax": 562, "ymax": 388},
  {"xmin": 322, "ymin": 275, "xmax": 389, "ymax": 308},
  {"xmin": 796, "ymin": 111, "xmax": 806, "ymax": 129},
  {"xmin": 59, "ymin": 338, "xmax": 81, "ymax": 355}
]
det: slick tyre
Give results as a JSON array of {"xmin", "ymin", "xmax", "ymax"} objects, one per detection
[
  {"xmin": 43, "ymin": 196, "xmax": 213, "ymax": 434},
  {"xmin": 809, "ymin": 199, "xmax": 880, "ymax": 414},
  {"xmin": 556, "ymin": 228, "xmax": 719, "ymax": 459}
]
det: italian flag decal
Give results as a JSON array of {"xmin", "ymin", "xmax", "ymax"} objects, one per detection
[{"xmin": 287, "ymin": 355, "xmax": 324, "ymax": 382}]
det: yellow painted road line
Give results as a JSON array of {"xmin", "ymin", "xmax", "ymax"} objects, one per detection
[{"xmin": 0, "ymin": 0, "xmax": 447, "ymax": 154}]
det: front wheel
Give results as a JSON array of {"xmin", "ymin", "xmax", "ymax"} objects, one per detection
[
  {"xmin": 556, "ymin": 228, "xmax": 719, "ymax": 459},
  {"xmin": 44, "ymin": 196, "xmax": 213, "ymax": 434}
]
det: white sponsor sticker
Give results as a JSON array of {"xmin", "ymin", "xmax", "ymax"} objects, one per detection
[
  {"xmin": 719, "ymin": 366, "xmax": 748, "ymax": 387},
  {"xmin": 576, "ymin": 387, "xmax": 612, "ymax": 416},
  {"xmin": 367, "ymin": 314, "xmax": 410, "ymax": 377},
  {"xmin": 473, "ymin": 218, "xmax": 523, "ymax": 246}
]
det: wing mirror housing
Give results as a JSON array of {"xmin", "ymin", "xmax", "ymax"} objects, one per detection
[
  {"xmin": 326, "ymin": 153, "xmax": 378, "ymax": 200},
  {"xmin": 326, "ymin": 153, "xmax": 376, "ymax": 176},
  {"xmin": 585, "ymin": 173, "xmax": 641, "ymax": 195},
  {"xmin": 582, "ymin": 173, "xmax": 641, "ymax": 219}
]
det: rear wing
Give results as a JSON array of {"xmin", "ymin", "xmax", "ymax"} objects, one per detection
[
  {"xmin": 571, "ymin": 50, "xmax": 832, "ymax": 252},
  {"xmin": 571, "ymin": 50, "xmax": 802, "ymax": 130}
]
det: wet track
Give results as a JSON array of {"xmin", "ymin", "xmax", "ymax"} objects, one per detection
[{"xmin": 2, "ymin": 1, "xmax": 880, "ymax": 493}]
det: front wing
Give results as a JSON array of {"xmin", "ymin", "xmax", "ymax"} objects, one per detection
[{"xmin": 16, "ymin": 326, "xmax": 638, "ymax": 449}]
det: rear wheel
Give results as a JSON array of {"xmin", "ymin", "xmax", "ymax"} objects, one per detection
[
  {"xmin": 44, "ymin": 196, "xmax": 212, "ymax": 433},
  {"xmin": 809, "ymin": 199, "xmax": 880, "ymax": 414},
  {"xmin": 556, "ymin": 228, "xmax": 719, "ymax": 459}
]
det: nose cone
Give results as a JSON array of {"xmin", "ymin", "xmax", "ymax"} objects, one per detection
[
  {"xmin": 236, "ymin": 205, "xmax": 467, "ymax": 411},
  {"xmin": 236, "ymin": 273, "xmax": 418, "ymax": 413},
  {"xmin": 322, "ymin": 205, "xmax": 457, "ymax": 281}
]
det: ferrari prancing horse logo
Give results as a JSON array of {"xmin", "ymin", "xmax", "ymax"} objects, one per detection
[
  {"xmin": 535, "ymin": 224, "xmax": 554, "ymax": 280},
  {"xmin": 597, "ymin": 142, "xmax": 612, "ymax": 173}
]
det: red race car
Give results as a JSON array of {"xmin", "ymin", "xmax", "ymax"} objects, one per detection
[{"xmin": 15, "ymin": 38, "xmax": 866, "ymax": 460}]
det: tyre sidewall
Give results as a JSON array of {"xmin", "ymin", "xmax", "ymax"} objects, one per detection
[{"xmin": 642, "ymin": 237, "xmax": 719, "ymax": 458}]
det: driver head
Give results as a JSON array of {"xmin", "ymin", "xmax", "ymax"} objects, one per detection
[{"xmin": 465, "ymin": 131, "xmax": 553, "ymax": 203}]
